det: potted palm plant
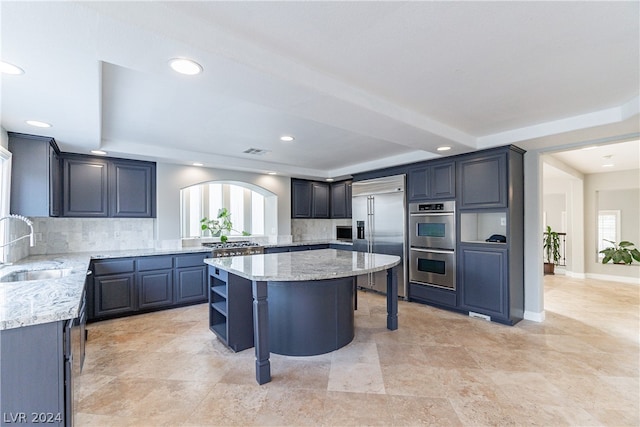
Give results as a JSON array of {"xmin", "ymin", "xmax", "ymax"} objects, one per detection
[
  {"xmin": 543, "ymin": 225, "xmax": 561, "ymax": 275},
  {"xmin": 600, "ymin": 240, "xmax": 640, "ymax": 265}
]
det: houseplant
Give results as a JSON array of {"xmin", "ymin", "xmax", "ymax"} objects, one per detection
[
  {"xmin": 543, "ymin": 225, "xmax": 561, "ymax": 275},
  {"xmin": 200, "ymin": 208, "xmax": 249, "ymax": 243},
  {"xmin": 599, "ymin": 240, "xmax": 640, "ymax": 265}
]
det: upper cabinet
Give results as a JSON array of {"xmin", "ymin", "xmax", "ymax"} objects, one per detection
[
  {"xmin": 109, "ymin": 160, "xmax": 156, "ymax": 217},
  {"xmin": 62, "ymin": 155, "xmax": 156, "ymax": 218},
  {"xmin": 8, "ymin": 133, "xmax": 156, "ymax": 218},
  {"xmin": 457, "ymin": 152, "xmax": 507, "ymax": 209},
  {"xmin": 331, "ymin": 180, "xmax": 352, "ymax": 219},
  {"xmin": 292, "ymin": 178, "xmax": 352, "ymax": 219},
  {"xmin": 62, "ymin": 155, "xmax": 109, "ymax": 217},
  {"xmin": 8, "ymin": 133, "xmax": 62, "ymax": 217},
  {"xmin": 291, "ymin": 179, "xmax": 331, "ymax": 219},
  {"xmin": 408, "ymin": 160, "xmax": 455, "ymax": 202}
]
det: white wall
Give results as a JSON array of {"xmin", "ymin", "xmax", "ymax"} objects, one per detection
[
  {"xmin": 0, "ymin": 127, "xmax": 8, "ymax": 149},
  {"xmin": 585, "ymin": 169, "xmax": 640, "ymax": 282},
  {"xmin": 155, "ymin": 163, "xmax": 291, "ymax": 245}
]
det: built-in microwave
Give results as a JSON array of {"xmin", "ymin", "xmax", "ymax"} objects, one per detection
[{"xmin": 336, "ymin": 226, "xmax": 353, "ymax": 242}]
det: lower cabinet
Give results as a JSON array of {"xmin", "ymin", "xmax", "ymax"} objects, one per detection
[
  {"xmin": 89, "ymin": 252, "xmax": 209, "ymax": 322},
  {"xmin": 263, "ymin": 243, "xmax": 330, "ymax": 254},
  {"xmin": 0, "ymin": 321, "xmax": 69, "ymax": 426},
  {"xmin": 458, "ymin": 245, "xmax": 522, "ymax": 325},
  {"xmin": 208, "ymin": 265, "xmax": 254, "ymax": 352}
]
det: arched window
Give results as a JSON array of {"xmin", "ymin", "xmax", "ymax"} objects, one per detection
[{"xmin": 180, "ymin": 181, "xmax": 277, "ymax": 238}]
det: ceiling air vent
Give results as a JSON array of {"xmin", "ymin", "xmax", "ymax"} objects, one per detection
[{"xmin": 243, "ymin": 148, "xmax": 270, "ymax": 155}]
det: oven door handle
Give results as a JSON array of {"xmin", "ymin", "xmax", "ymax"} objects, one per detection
[
  {"xmin": 409, "ymin": 212, "xmax": 454, "ymax": 217},
  {"xmin": 410, "ymin": 247, "xmax": 454, "ymax": 254}
]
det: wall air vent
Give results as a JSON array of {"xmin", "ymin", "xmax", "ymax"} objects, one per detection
[{"xmin": 243, "ymin": 148, "xmax": 270, "ymax": 155}]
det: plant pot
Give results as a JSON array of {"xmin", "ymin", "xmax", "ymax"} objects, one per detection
[{"xmin": 543, "ymin": 262, "xmax": 555, "ymax": 275}]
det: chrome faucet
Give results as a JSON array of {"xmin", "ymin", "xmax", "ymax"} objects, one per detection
[{"xmin": 0, "ymin": 214, "xmax": 35, "ymax": 258}]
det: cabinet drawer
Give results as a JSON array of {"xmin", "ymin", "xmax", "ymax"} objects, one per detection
[
  {"xmin": 93, "ymin": 259, "xmax": 135, "ymax": 275},
  {"xmin": 175, "ymin": 253, "xmax": 208, "ymax": 268},
  {"xmin": 409, "ymin": 283, "xmax": 457, "ymax": 308},
  {"xmin": 138, "ymin": 256, "xmax": 173, "ymax": 271}
]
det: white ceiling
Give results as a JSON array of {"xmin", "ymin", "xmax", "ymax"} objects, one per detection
[{"xmin": 1, "ymin": 1, "xmax": 639, "ymax": 180}]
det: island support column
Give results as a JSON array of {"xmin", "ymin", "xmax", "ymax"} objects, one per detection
[
  {"xmin": 386, "ymin": 266, "xmax": 398, "ymax": 330},
  {"xmin": 252, "ymin": 280, "xmax": 271, "ymax": 384}
]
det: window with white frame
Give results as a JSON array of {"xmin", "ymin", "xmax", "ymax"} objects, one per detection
[
  {"xmin": 597, "ymin": 210, "xmax": 620, "ymax": 257},
  {"xmin": 181, "ymin": 181, "xmax": 274, "ymax": 238}
]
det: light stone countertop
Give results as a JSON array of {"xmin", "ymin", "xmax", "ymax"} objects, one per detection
[
  {"xmin": 205, "ymin": 248, "xmax": 399, "ymax": 282},
  {"xmin": 0, "ymin": 247, "xmax": 212, "ymax": 331}
]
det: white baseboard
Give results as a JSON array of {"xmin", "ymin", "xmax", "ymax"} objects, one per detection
[
  {"xmin": 585, "ymin": 273, "xmax": 640, "ymax": 285},
  {"xmin": 565, "ymin": 270, "xmax": 586, "ymax": 279},
  {"xmin": 523, "ymin": 310, "xmax": 545, "ymax": 323}
]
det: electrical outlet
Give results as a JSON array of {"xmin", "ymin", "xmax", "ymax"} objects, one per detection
[{"xmin": 500, "ymin": 217, "xmax": 506, "ymax": 226}]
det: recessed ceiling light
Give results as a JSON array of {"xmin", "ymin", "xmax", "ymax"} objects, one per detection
[
  {"xmin": 0, "ymin": 61, "xmax": 24, "ymax": 75},
  {"xmin": 91, "ymin": 150, "xmax": 107, "ymax": 155},
  {"xmin": 437, "ymin": 146, "xmax": 451, "ymax": 152},
  {"xmin": 25, "ymin": 120, "xmax": 51, "ymax": 128},
  {"xmin": 602, "ymin": 163, "xmax": 614, "ymax": 168},
  {"xmin": 326, "ymin": 178, "xmax": 334, "ymax": 182},
  {"xmin": 192, "ymin": 162, "xmax": 204, "ymax": 167},
  {"xmin": 267, "ymin": 172, "xmax": 277, "ymax": 175},
  {"xmin": 168, "ymin": 58, "xmax": 203, "ymax": 75},
  {"xmin": 280, "ymin": 136, "xmax": 295, "ymax": 142}
]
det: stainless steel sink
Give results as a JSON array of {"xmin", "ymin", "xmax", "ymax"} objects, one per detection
[{"xmin": 0, "ymin": 268, "xmax": 74, "ymax": 282}]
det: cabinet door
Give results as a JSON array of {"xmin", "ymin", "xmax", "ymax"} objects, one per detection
[
  {"xmin": 312, "ymin": 182, "xmax": 330, "ymax": 218},
  {"xmin": 458, "ymin": 246, "xmax": 507, "ymax": 320},
  {"xmin": 291, "ymin": 179, "xmax": 312, "ymax": 218},
  {"xmin": 109, "ymin": 160, "xmax": 156, "ymax": 218},
  {"xmin": 346, "ymin": 181, "xmax": 352, "ymax": 218},
  {"xmin": 331, "ymin": 181, "xmax": 347, "ymax": 218},
  {"xmin": 408, "ymin": 166, "xmax": 429, "ymax": 201},
  {"xmin": 62, "ymin": 156, "xmax": 109, "ymax": 217},
  {"xmin": 458, "ymin": 153, "xmax": 507, "ymax": 208},
  {"xmin": 94, "ymin": 273, "xmax": 136, "ymax": 317},
  {"xmin": 430, "ymin": 162, "xmax": 455, "ymax": 199},
  {"xmin": 49, "ymin": 145, "xmax": 62, "ymax": 217},
  {"xmin": 138, "ymin": 270, "xmax": 173, "ymax": 309},
  {"xmin": 175, "ymin": 266, "xmax": 207, "ymax": 304}
]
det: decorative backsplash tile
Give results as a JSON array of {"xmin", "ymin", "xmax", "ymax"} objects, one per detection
[
  {"xmin": 27, "ymin": 218, "xmax": 156, "ymax": 255},
  {"xmin": 291, "ymin": 218, "xmax": 351, "ymax": 242}
]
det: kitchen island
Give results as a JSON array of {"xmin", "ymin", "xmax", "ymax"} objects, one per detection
[{"xmin": 204, "ymin": 248, "xmax": 400, "ymax": 385}]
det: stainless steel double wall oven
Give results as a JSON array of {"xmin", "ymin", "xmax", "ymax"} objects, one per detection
[{"xmin": 408, "ymin": 201, "xmax": 456, "ymax": 290}]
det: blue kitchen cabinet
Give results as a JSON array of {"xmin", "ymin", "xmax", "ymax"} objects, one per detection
[
  {"xmin": 457, "ymin": 152, "xmax": 507, "ymax": 209},
  {"xmin": 1, "ymin": 321, "xmax": 68, "ymax": 426},
  {"xmin": 174, "ymin": 253, "xmax": 208, "ymax": 304},
  {"xmin": 137, "ymin": 256, "xmax": 174, "ymax": 310},
  {"xmin": 331, "ymin": 180, "xmax": 352, "ymax": 218},
  {"xmin": 291, "ymin": 178, "xmax": 331, "ymax": 219},
  {"xmin": 263, "ymin": 244, "xmax": 331, "ymax": 254},
  {"xmin": 62, "ymin": 154, "xmax": 109, "ymax": 217},
  {"xmin": 63, "ymin": 154, "xmax": 156, "ymax": 218},
  {"xmin": 408, "ymin": 160, "xmax": 455, "ymax": 202},
  {"xmin": 208, "ymin": 265, "xmax": 254, "ymax": 352},
  {"xmin": 8, "ymin": 132, "xmax": 62, "ymax": 217},
  {"xmin": 312, "ymin": 182, "xmax": 330, "ymax": 218},
  {"xmin": 109, "ymin": 160, "xmax": 156, "ymax": 218}
]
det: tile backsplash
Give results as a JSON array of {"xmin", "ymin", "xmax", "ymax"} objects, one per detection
[
  {"xmin": 291, "ymin": 218, "xmax": 351, "ymax": 242},
  {"xmin": 28, "ymin": 217, "xmax": 156, "ymax": 255}
]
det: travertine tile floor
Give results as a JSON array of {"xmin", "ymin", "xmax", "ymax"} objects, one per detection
[{"xmin": 78, "ymin": 275, "xmax": 639, "ymax": 426}]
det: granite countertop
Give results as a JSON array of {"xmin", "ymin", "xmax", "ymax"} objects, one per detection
[
  {"xmin": 0, "ymin": 247, "xmax": 212, "ymax": 331},
  {"xmin": 205, "ymin": 248, "xmax": 399, "ymax": 282}
]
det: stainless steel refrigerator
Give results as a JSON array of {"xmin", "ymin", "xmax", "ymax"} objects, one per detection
[{"xmin": 352, "ymin": 174, "xmax": 407, "ymax": 298}]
